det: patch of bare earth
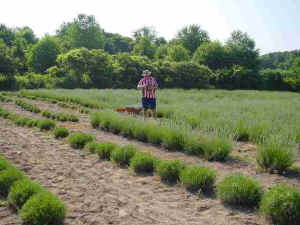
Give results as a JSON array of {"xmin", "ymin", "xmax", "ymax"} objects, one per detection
[{"xmin": 0, "ymin": 106, "xmax": 266, "ymax": 225}]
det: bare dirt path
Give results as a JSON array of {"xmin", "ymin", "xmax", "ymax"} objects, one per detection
[
  {"xmin": 3, "ymin": 99, "xmax": 300, "ymax": 191},
  {"xmin": 0, "ymin": 115, "xmax": 265, "ymax": 225},
  {"xmin": 0, "ymin": 200, "xmax": 21, "ymax": 225}
]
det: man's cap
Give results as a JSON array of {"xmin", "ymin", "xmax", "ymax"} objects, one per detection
[{"xmin": 142, "ymin": 70, "xmax": 151, "ymax": 76}]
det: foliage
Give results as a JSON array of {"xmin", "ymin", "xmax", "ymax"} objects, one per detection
[
  {"xmin": 257, "ymin": 142, "xmax": 294, "ymax": 173},
  {"xmin": 85, "ymin": 141, "xmax": 101, "ymax": 153},
  {"xmin": 97, "ymin": 142, "xmax": 118, "ymax": 160},
  {"xmin": 53, "ymin": 127, "xmax": 69, "ymax": 138},
  {"xmin": 8, "ymin": 179, "xmax": 42, "ymax": 209},
  {"xmin": 156, "ymin": 160, "xmax": 186, "ymax": 183},
  {"xmin": 27, "ymin": 36, "xmax": 59, "ymax": 73},
  {"xmin": 37, "ymin": 120, "xmax": 56, "ymax": 131},
  {"xmin": 167, "ymin": 45, "xmax": 190, "ymax": 62},
  {"xmin": 179, "ymin": 165, "xmax": 216, "ymax": 193},
  {"xmin": 133, "ymin": 37, "xmax": 156, "ymax": 59},
  {"xmin": 217, "ymin": 174, "xmax": 263, "ymax": 207},
  {"xmin": 111, "ymin": 145, "xmax": 136, "ymax": 166},
  {"xmin": 176, "ymin": 24, "xmax": 210, "ymax": 55},
  {"xmin": 68, "ymin": 132, "xmax": 93, "ymax": 149},
  {"xmin": 0, "ymin": 167, "xmax": 25, "ymax": 196},
  {"xmin": 260, "ymin": 184, "xmax": 300, "ymax": 225},
  {"xmin": 20, "ymin": 192, "xmax": 66, "ymax": 225},
  {"xmin": 200, "ymin": 136, "xmax": 231, "ymax": 161},
  {"xmin": 130, "ymin": 152, "xmax": 156, "ymax": 173}
]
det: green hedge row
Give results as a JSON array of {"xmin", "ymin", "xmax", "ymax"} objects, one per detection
[
  {"xmin": 68, "ymin": 131, "xmax": 300, "ymax": 225},
  {"xmin": 90, "ymin": 110, "xmax": 231, "ymax": 162},
  {"xmin": 0, "ymin": 155, "xmax": 66, "ymax": 225},
  {"xmin": 14, "ymin": 99, "xmax": 79, "ymax": 122}
]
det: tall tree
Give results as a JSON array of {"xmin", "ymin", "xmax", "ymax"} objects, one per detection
[
  {"xmin": 133, "ymin": 26, "xmax": 157, "ymax": 42},
  {"xmin": 133, "ymin": 37, "xmax": 156, "ymax": 59},
  {"xmin": 0, "ymin": 24, "xmax": 15, "ymax": 46},
  {"xmin": 167, "ymin": 45, "xmax": 190, "ymax": 62},
  {"xmin": 104, "ymin": 32, "xmax": 133, "ymax": 54},
  {"xmin": 56, "ymin": 14, "xmax": 105, "ymax": 50},
  {"xmin": 27, "ymin": 36, "xmax": 59, "ymax": 73},
  {"xmin": 176, "ymin": 24, "xmax": 210, "ymax": 55},
  {"xmin": 193, "ymin": 41, "xmax": 227, "ymax": 70}
]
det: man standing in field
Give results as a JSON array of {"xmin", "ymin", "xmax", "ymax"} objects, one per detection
[{"xmin": 137, "ymin": 70, "xmax": 158, "ymax": 118}]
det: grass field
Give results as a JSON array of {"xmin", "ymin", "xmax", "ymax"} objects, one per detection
[{"xmin": 20, "ymin": 89, "xmax": 300, "ymax": 146}]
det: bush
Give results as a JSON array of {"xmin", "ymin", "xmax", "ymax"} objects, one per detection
[
  {"xmin": 68, "ymin": 132, "xmax": 93, "ymax": 149},
  {"xmin": 156, "ymin": 160, "xmax": 186, "ymax": 183},
  {"xmin": 53, "ymin": 128, "xmax": 69, "ymax": 139},
  {"xmin": 179, "ymin": 166, "xmax": 216, "ymax": 193},
  {"xmin": 130, "ymin": 152, "xmax": 156, "ymax": 173},
  {"xmin": 200, "ymin": 137, "xmax": 231, "ymax": 161},
  {"xmin": 0, "ymin": 156, "xmax": 11, "ymax": 171},
  {"xmin": 111, "ymin": 145, "xmax": 137, "ymax": 166},
  {"xmin": 217, "ymin": 174, "xmax": 263, "ymax": 208},
  {"xmin": 184, "ymin": 136, "xmax": 203, "ymax": 155},
  {"xmin": 0, "ymin": 168, "xmax": 25, "ymax": 196},
  {"xmin": 8, "ymin": 179, "xmax": 42, "ymax": 209},
  {"xmin": 257, "ymin": 143, "xmax": 294, "ymax": 173},
  {"xmin": 85, "ymin": 141, "xmax": 100, "ymax": 154},
  {"xmin": 68, "ymin": 114, "xmax": 79, "ymax": 122},
  {"xmin": 162, "ymin": 129, "xmax": 186, "ymax": 151},
  {"xmin": 38, "ymin": 120, "xmax": 56, "ymax": 131},
  {"xmin": 20, "ymin": 192, "xmax": 66, "ymax": 225},
  {"xmin": 26, "ymin": 119, "xmax": 38, "ymax": 127},
  {"xmin": 15, "ymin": 117, "xmax": 30, "ymax": 126},
  {"xmin": 260, "ymin": 184, "xmax": 300, "ymax": 225},
  {"xmin": 97, "ymin": 142, "xmax": 117, "ymax": 160}
]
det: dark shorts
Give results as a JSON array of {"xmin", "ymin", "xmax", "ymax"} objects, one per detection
[{"xmin": 142, "ymin": 98, "xmax": 156, "ymax": 110}]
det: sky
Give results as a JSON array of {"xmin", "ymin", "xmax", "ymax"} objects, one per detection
[{"xmin": 1, "ymin": 0, "xmax": 299, "ymax": 54}]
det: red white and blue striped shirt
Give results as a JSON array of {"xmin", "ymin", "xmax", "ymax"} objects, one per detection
[{"xmin": 138, "ymin": 76, "xmax": 158, "ymax": 99}]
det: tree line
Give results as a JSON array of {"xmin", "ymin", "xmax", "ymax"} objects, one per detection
[{"xmin": 0, "ymin": 14, "xmax": 299, "ymax": 91}]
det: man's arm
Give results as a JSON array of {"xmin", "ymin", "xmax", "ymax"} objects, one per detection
[{"xmin": 137, "ymin": 79, "xmax": 146, "ymax": 89}]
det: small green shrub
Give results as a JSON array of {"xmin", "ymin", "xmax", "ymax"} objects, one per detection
[
  {"xmin": 257, "ymin": 143, "xmax": 294, "ymax": 173},
  {"xmin": 68, "ymin": 114, "xmax": 79, "ymax": 122},
  {"xmin": 15, "ymin": 117, "xmax": 30, "ymax": 126},
  {"xmin": 0, "ymin": 168, "xmax": 25, "ymax": 196},
  {"xmin": 217, "ymin": 174, "xmax": 264, "ymax": 208},
  {"xmin": 0, "ymin": 156, "xmax": 11, "ymax": 171},
  {"xmin": 68, "ymin": 132, "xmax": 93, "ymax": 149},
  {"xmin": 38, "ymin": 120, "xmax": 56, "ymax": 131},
  {"xmin": 53, "ymin": 128, "xmax": 69, "ymax": 139},
  {"xmin": 260, "ymin": 184, "xmax": 300, "ymax": 225},
  {"xmin": 90, "ymin": 113, "xmax": 101, "ymax": 128},
  {"xmin": 26, "ymin": 119, "xmax": 38, "ymax": 127},
  {"xmin": 97, "ymin": 142, "xmax": 117, "ymax": 160},
  {"xmin": 20, "ymin": 192, "xmax": 66, "ymax": 225},
  {"xmin": 200, "ymin": 137, "xmax": 231, "ymax": 161},
  {"xmin": 8, "ymin": 179, "xmax": 42, "ymax": 209},
  {"xmin": 184, "ymin": 136, "xmax": 203, "ymax": 155},
  {"xmin": 162, "ymin": 129, "xmax": 186, "ymax": 151},
  {"xmin": 130, "ymin": 152, "xmax": 156, "ymax": 173},
  {"xmin": 179, "ymin": 165, "xmax": 216, "ymax": 193},
  {"xmin": 157, "ymin": 160, "xmax": 186, "ymax": 183},
  {"xmin": 111, "ymin": 145, "xmax": 137, "ymax": 166},
  {"xmin": 85, "ymin": 141, "xmax": 100, "ymax": 153}
]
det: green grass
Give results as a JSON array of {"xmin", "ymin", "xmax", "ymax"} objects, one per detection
[
  {"xmin": 260, "ymin": 184, "xmax": 300, "ymax": 225},
  {"xmin": 156, "ymin": 160, "xmax": 186, "ymax": 183},
  {"xmin": 20, "ymin": 191, "xmax": 66, "ymax": 225},
  {"xmin": 97, "ymin": 142, "xmax": 118, "ymax": 160},
  {"xmin": 37, "ymin": 120, "xmax": 56, "ymax": 131},
  {"xmin": 257, "ymin": 142, "xmax": 295, "ymax": 173},
  {"xmin": 179, "ymin": 165, "xmax": 216, "ymax": 193},
  {"xmin": 68, "ymin": 132, "xmax": 93, "ymax": 149},
  {"xmin": 0, "ymin": 167, "xmax": 25, "ymax": 196},
  {"xmin": 53, "ymin": 128, "xmax": 69, "ymax": 139},
  {"xmin": 111, "ymin": 145, "xmax": 137, "ymax": 166},
  {"xmin": 217, "ymin": 174, "xmax": 264, "ymax": 208},
  {"xmin": 130, "ymin": 152, "xmax": 157, "ymax": 174}
]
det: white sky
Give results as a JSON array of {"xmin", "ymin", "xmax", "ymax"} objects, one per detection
[{"xmin": 1, "ymin": 0, "xmax": 300, "ymax": 54}]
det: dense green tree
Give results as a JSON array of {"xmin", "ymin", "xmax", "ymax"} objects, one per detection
[
  {"xmin": 15, "ymin": 27, "xmax": 38, "ymax": 44},
  {"xmin": 0, "ymin": 39, "xmax": 17, "ymax": 74},
  {"xmin": 133, "ymin": 26, "xmax": 157, "ymax": 42},
  {"xmin": 290, "ymin": 57, "xmax": 300, "ymax": 74},
  {"xmin": 155, "ymin": 45, "xmax": 169, "ymax": 60},
  {"xmin": 173, "ymin": 62, "xmax": 213, "ymax": 88},
  {"xmin": 104, "ymin": 32, "xmax": 133, "ymax": 54},
  {"xmin": 225, "ymin": 30, "xmax": 260, "ymax": 71},
  {"xmin": 176, "ymin": 24, "xmax": 210, "ymax": 55},
  {"xmin": 27, "ymin": 36, "xmax": 59, "ymax": 73},
  {"xmin": 57, "ymin": 14, "xmax": 105, "ymax": 50},
  {"xmin": 133, "ymin": 37, "xmax": 156, "ymax": 59},
  {"xmin": 260, "ymin": 50, "xmax": 300, "ymax": 70},
  {"xmin": 57, "ymin": 48, "xmax": 113, "ymax": 88},
  {"xmin": 193, "ymin": 41, "xmax": 227, "ymax": 70},
  {"xmin": 0, "ymin": 24, "xmax": 15, "ymax": 46},
  {"xmin": 167, "ymin": 45, "xmax": 190, "ymax": 62}
]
